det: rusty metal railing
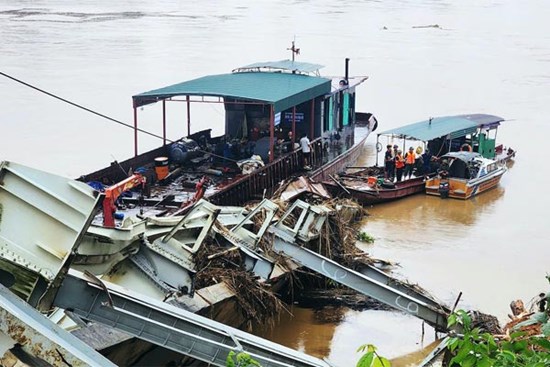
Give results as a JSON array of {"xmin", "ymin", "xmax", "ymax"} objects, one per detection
[{"xmin": 208, "ymin": 137, "xmax": 327, "ymax": 206}]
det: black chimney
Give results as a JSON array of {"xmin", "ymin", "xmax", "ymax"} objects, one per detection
[{"xmin": 345, "ymin": 58, "xmax": 350, "ymax": 83}]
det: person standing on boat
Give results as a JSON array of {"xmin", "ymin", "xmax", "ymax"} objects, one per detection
[
  {"xmin": 300, "ymin": 132, "xmax": 312, "ymax": 170},
  {"xmin": 384, "ymin": 145, "xmax": 394, "ymax": 180},
  {"xmin": 422, "ymin": 148, "xmax": 433, "ymax": 174},
  {"xmin": 395, "ymin": 149, "xmax": 405, "ymax": 182},
  {"xmin": 404, "ymin": 146, "xmax": 416, "ymax": 179}
]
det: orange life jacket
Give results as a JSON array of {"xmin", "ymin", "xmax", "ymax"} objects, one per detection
[
  {"xmin": 405, "ymin": 151, "xmax": 415, "ymax": 164},
  {"xmin": 395, "ymin": 154, "xmax": 405, "ymax": 168}
]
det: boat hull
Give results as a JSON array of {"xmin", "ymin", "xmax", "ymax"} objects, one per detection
[
  {"xmin": 425, "ymin": 169, "xmax": 506, "ymax": 199},
  {"xmin": 324, "ymin": 175, "xmax": 428, "ymax": 205}
]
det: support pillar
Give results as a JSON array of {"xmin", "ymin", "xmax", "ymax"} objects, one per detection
[
  {"xmin": 310, "ymin": 99, "xmax": 315, "ymax": 139},
  {"xmin": 162, "ymin": 99, "xmax": 167, "ymax": 145},
  {"xmin": 133, "ymin": 106, "xmax": 138, "ymax": 156},
  {"xmin": 292, "ymin": 106, "xmax": 296, "ymax": 146},
  {"xmin": 186, "ymin": 95, "xmax": 191, "ymax": 136},
  {"xmin": 269, "ymin": 105, "xmax": 275, "ymax": 163}
]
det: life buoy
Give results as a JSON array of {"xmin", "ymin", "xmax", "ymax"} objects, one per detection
[
  {"xmin": 461, "ymin": 143, "xmax": 472, "ymax": 152},
  {"xmin": 376, "ymin": 142, "xmax": 383, "ymax": 152}
]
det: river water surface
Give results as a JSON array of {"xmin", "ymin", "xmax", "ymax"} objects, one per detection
[{"xmin": 1, "ymin": 1, "xmax": 549, "ymax": 366}]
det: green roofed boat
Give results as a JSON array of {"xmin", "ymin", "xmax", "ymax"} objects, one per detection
[{"xmin": 80, "ymin": 54, "xmax": 378, "ymax": 225}]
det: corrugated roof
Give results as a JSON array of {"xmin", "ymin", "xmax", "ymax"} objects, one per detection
[
  {"xmin": 133, "ymin": 72, "xmax": 331, "ymax": 113},
  {"xmin": 378, "ymin": 114, "xmax": 504, "ymax": 141},
  {"xmin": 234, "ymin": 60, "xmax": 324, "ymax": 74}
]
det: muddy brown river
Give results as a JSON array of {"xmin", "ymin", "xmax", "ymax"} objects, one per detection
[{"xmin": 1, "ymin": 1, "xmax": 547, "ymax": 366}]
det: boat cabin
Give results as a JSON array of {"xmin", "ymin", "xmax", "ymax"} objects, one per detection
[
  {"xmin": 132, "ymin": 59, "xmax": 367, "ymax": 164},
  {"xmin": 440, "ymin": 151, "xmax": 499, "ymax": 180}
]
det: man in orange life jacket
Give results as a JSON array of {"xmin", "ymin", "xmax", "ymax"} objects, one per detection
[
  {"xmin": 404, "ymin": 146, "xmax": 416, "ymax": 179},
  {"xmin": 395, "ymin": 149, "xmax": 405, "ymax": 182}
]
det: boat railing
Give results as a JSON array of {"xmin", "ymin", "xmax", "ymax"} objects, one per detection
[{"xmin": 208, "ymin": 137, "xmax": 326, "ymax": 206}]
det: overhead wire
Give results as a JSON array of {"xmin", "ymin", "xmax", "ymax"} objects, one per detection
[
  {"xmin": 0, "ymin": 70, "xmax": 242, "ymax": 164},
  {"xmin": 0, "ymin": 70, "xmax": 172, "ymax": 143}
]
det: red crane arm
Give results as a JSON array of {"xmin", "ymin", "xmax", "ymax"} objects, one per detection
[{"xmin": 102, "ymin": 174, "xmax": 146, "ymax": 228}]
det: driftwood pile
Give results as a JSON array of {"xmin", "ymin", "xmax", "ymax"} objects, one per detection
[{"xmin": 193, "ymin": 237, "xmax": 285, "ymax": 330}]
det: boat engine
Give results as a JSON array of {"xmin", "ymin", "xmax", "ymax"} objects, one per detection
[
  {"xmin": 169, "ymin": 138, "xmax": 201, "ymax": 164},
  {"xmin": 439, "ymin": 181, "xmax": 450, "ymax": 198}
]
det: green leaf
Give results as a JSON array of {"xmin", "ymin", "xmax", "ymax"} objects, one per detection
[
  {"xmin": 356, "ymin": 344, "xmax": 367, "ymax": 353},
  {"xmin": 447, "ymin": 337, "xmax": 460, "ymax": 352},
  {"xmin": 509, "ymin": 330, "xmax": 528, "ymax": 340},
  {"xmin": 532, "ymin": 337, "xmax": 550, "ymax": 351},
  {"xmin": 461, "ymin": 354, "xmax": 477, "ymax": 367},
  {"xmin": 512, "ymin": 339, "xmax": 528, "ymax": 352},
  {"xmin": 448, "ymin": 313, "xmax": 457, "ymax": 328},
  {"xmin": 226, "ymin": 351, "xmax": 236, "ymax": 367},
  {"xmin": 462, "ymin": 312, "xmax": 472, "ymax": 330},
  {"xmin": 477, "ymin": 356, "xmax": 493, "ymax": 367},
  {"xmin": 500, "ymin": 349, "xmax": 516, "ymax": 362},
  {"xmin": 372, "ymin": 356, "xmax": 390, "ymax": 367},
  {"xmin": 356, "ymin": 352, "xmax": 374, "ymax": 367}
]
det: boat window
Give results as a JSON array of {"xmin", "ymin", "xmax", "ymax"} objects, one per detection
[
  {"xmin": 448, "ymin": 159, "xmax": 470, "ymax": 179},
  {"xmin": 468, "ymin": 160, "xmax": 481, "ymax": 178}
]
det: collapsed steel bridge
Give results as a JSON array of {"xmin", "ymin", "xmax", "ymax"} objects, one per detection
[{"xmin": 0, "ymin": 161, "xmax": 450, "ymax": 366}]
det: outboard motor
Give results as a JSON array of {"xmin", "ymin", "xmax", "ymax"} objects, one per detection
[{"xmin": 439, "ymin": 181, "xmax": 450, "ymax": 199}]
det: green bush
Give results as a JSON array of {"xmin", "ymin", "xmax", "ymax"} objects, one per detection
[
  {"xmin": 357, "ymin": 231, "xmax": 375, "ymax": 243},
  {"xmin": 447, "ymin": 310, "xmax": 550, "ymax": 367},
  {"xmin": 226, "ymin": 351, "xmax": 261, "ymax": 367}
]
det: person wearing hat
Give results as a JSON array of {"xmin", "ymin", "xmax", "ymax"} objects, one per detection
[
  {"xmin": 384, "ymin": 144, "xmax": 395, "ymax": 180},
  {"xmin": 404, "ymin": 146, "xmax": 416, "ymax": 179}
]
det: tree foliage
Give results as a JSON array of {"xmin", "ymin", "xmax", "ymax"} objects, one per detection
[{"xmin": 447, "ymin": 310, "xmax": 550, "ymax": 367}]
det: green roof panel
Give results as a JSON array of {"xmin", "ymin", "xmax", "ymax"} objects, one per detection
[
  {"xmin": 133, "ymin": 72, "xmax": 331, "ymax": 113},
  {"xmin": 378, "ymin": 114, "xmax": 504, "ymax": 141}
]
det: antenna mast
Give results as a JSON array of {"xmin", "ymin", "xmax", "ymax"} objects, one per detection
[{"xmin": 287, "ymin": 40, "xmax": 300, "ymax": 62}]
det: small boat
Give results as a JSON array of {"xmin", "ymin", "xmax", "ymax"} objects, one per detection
[
  {"xmin": 323, "ymin": 174, "xmax": 433, "ymax": 205},
  {"xmin": 425, "ymin": 152, "xmax": 507, "ymax": 199},
  {"xmin": 375, "ymin": 114, "xmax": 517, "ymax": 167}
]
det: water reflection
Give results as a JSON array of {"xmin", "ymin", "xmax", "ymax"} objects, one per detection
[
  {"xmin": 255, "ymin": 307, "xmax": 437, "ymax": 367},
  {"xmin": 255, "ymin": 306, "xmax": 339, "ymax": 358},
  {"xmin": 367, "ymin": 185, "xmax": 506, "ymax": 227}
]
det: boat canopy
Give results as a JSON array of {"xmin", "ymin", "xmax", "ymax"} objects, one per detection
[
  {"xmin": 377, "ymin": 114, "xmax": 504, "ymax": 141},
  {"xmin": 233, "ymin": 60, "xmax": 324, "ymax": 74},
  {"xmin": 441, "ymin": 151, "xmax": 482, "ymax": 162},
  {"xmin": 133, "ymin": 71, "xmax": 331, "ymax": 113}
]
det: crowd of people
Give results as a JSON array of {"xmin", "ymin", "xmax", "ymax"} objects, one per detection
[{"xmin": 384, "ymin": 144, "xmax": 437, "ymax": 182}]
